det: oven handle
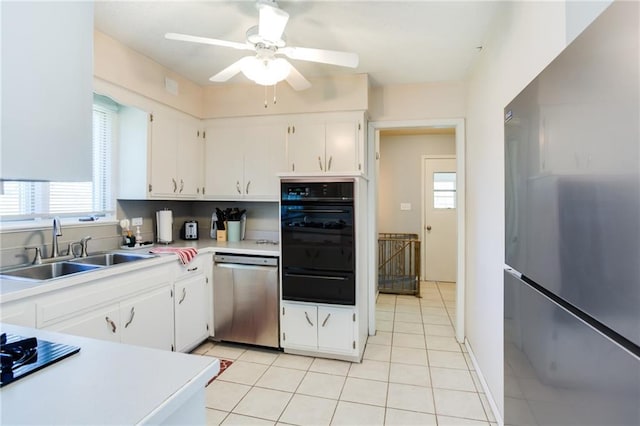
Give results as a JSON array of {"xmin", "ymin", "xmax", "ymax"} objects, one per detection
[
  {"xmin": 285, "ymin": 209, "xmax": 350, "ymax": 214},
  {"xmin": 284, "ymin": 272, "xmax": 349, "ymax": 281}
]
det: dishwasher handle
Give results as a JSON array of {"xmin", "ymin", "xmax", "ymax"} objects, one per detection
[{"xmin": 214, "ymin": 254, "xmax": 278, "ymax": 267}]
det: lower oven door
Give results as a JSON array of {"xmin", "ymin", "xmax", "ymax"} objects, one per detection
[{"xmin": 282, "ymin": 268, "xmax": 355, "ymax": 305}]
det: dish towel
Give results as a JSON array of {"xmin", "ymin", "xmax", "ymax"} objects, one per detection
[{"xmin": 150, "ymin": 247, "xmax": 198, "ymax": 265}]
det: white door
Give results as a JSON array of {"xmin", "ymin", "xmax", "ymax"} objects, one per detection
[
  {"xmin": 281, "ymin": 302, "xmax": 317, "ymax": 349},
  {"xmin": 317, "ymin": 306, "xmax": 354, "ymax": 353},
  {"xmin": 174, "ymin": 271, "xmax": 208, "ymax": 352},
  {"xmin": 120, "ymin": 286, "xmax": 174, "ymax": 351},
  {"xmin": 423, "ymin": 157, "xmax": 457, "ymax": 282}
]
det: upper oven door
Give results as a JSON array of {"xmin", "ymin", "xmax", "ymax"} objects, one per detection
[{"xmin": 281, "ymin": 202, "xmax": 355, "ymax": 272}]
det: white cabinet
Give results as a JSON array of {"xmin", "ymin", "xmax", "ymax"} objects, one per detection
[
  {"xmin": 47, "ymin": 285, "xmax": 174, "ymax": 351},
  {"xmin": 1, "ymin": 2, "xmax": 93, "ymax": 181},
  {"xmin": 118, "ymin": 107, "xmax": 204, "ymax": 199},
  {"xmin": 281, "ymin": 302, "xmax": 356, "ymax": 357},
  {"xmin": 174, "ymin": 258, "xmax": 209, "ymax": 352},
  {"xmin": 38, "ymin": 264, "xmax": 175, "ymax": 351},
  {"xmin": 0, "ymin": 300, "xmax": 36, "ymax": 328},
  {"xmin": 120, "ymin": 286, "xmax": 174, "ymax": 350},
  {"xmin": 149, "ymin": 110, "xmax": 204, "ymax": 198},
  {"xmin": 204, "ymin": 118, "xmax": 287, "ymax": 200},
  {"xmin": 286, "ymin": 112, "xmax": 366, "ymax": 174}
]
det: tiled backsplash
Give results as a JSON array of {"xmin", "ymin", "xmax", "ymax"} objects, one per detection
[{"xmin": 0, "ymin": 200, "xmax": 279, "ymax": 268}]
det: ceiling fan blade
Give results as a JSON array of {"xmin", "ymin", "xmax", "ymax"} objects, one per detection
[
  {"xmin": 258, "ymin": 3, "xmax": 289, "ymax": 43},
  {"xmin": 210, "ymin": 57, "xmax": 252, "ymax": 82},
  {"xmin": 279, "ymin": 46, "xmax": 359, "ymax": 68},
  {"xmin": 286, "ymin": 63, "xmax": 312, "ymax": 91},
  {"xmin": 165, "ymin": 32, "xmax": 252, "ymax": 51}
]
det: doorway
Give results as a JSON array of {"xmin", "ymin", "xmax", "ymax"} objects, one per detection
[
  {"xmin": 422, "ymin": 156, "xmax": 457, "ymax": 283},
  {"xmin": 367, "ymin": 119, "xmax": 466, "ymax": 344}
]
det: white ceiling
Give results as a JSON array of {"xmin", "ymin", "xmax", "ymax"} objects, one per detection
[{"xmin": 94, "ymin": 1, "xmax": 504, "ymax": 88}]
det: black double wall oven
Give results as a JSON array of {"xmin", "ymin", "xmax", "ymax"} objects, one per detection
[{"xmin": 281, "ymin": 180, "xmax": 355, "ymax": 305}]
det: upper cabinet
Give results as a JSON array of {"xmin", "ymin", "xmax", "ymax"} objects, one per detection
[
  {"xmin": 118, "ymin": 106, "xmax": 204, "ymax": 200},
  {"xmin": 149, "ymin": 111, "xmax": 204, "ymax": 198},
  {"xmin": 1, "ymin": 2, "xmax": 93, "ymax": 181},
  {"xmin": 204, "ymin": 117, "xmax": 287, "ymax": 201},
  {"xmin": 286, "ymin": 112, "xmax": 366, "ymax": 174}
]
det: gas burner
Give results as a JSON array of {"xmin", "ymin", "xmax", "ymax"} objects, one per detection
[
  {"xmin": 256, "ymin": 240, "xmax": 279, "ymax": 245},
  {"xmin": 0, "ymin": 332, "xmax": 80, "ymax": 387}
]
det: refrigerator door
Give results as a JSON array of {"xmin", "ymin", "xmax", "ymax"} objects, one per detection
[
  {"xmin": 505, "ymin": 1, "xmax": 640, "ymax": 346},
  {"xmin": 504, "ymin": 270, "xmax": 640, "ymax": 426}
]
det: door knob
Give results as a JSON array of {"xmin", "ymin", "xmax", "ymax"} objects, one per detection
[{"xmin": 426, "ymin": 225, "xmax": 432, "ymax": 231}]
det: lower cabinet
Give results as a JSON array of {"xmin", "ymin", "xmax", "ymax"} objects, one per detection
[
  {"xmin": 173, "ymin": 265, "xmax": 209, "ymax": 352},
  {"xmin": 0, "ymin": 299, "xmax": 36, "ymax": 328},
  {"xmin": 48, "ymin": 285, "xmax": 174, "ymax": 351},
  {"xmin": 281, "ymin": 301, "xmax": 356, "ymax": 357}
]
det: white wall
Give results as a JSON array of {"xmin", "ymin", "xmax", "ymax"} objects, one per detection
[
  {"xmin": 378, "ymin": 133, "xmax": 455, "ymax": 235},
  {"xmin": 464, "ymin": 0, "xmax": 611, "ymax": 419}
]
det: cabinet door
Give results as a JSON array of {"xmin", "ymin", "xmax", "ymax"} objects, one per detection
[
  {"xmin": 204, "ymin": 125, "xmax": 245, "ymax": 199},
  {"xmin": 287, "ymin": 122, "xmax": 326, "ymax": 173},
  {"xmin": 176, "ymin": 116, "xmax": 203, "ymax": 198},
  {"xmin": 243, "ymin": 123, "xmax": 287, "ymax": 199},
  {"xmin": 120, "ymin": 286, "xmax": 173, "ymax": 351},
  {"xmin": 50, "ymin": 305, "xmax": 121, "ymax": 343},
  {"xmin": 325, "ymin": 120, "xmax": 360, "ymax": 173},
  {"xmin": 317, "ymin": 306, "xmax": 355, "ymax": 353},
  {"xmin": 149, "ymin": 110, "xmax": 179, "ymax": 196},
  {"xmin": 174, "ymin": 271, "xmax": 208, "ymax": 352},
  {"xmin": 281, "ymin": 303, "xmax": 318, "ymax": 349},
  {"xmin": 0, "ymin": 301, "xmax": 36, "ymax": 328}
]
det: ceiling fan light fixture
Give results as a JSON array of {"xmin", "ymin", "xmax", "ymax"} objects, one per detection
[{"xmin": 241, "ymin": 56, "xmax": 291, "ymax": 86}]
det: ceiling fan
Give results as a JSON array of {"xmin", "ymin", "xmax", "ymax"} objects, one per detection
[{"xmin": 165, "ymin": 0, "xmax": 359, "ymax": 90}]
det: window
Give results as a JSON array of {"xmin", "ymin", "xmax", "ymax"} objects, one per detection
[
  {"xmin": 433, "ymin": 172, "xmax": 456, "ymax": 209},
  {"xmin": 0, "ymin": 98, "xmax": 115, "ymax": 223}
]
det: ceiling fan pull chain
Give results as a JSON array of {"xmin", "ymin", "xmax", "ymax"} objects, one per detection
[
  {"xmin": 264, "ymin": 85, "xmax": 268, "ymax": 108},
  {"xmin": 273, "ymin": 83, "xmax": 277, "ymax": 105}
]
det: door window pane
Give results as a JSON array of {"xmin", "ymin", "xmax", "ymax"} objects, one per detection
[{"xmin": 434, "ymin": 172, "xmax": 456, "ymax": 209}]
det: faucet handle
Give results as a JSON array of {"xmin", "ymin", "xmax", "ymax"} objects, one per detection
[
  {"xmin": 80, "ymin": 236, "xmax": 92, "ymax": 257},
  {"xmin": 25, "ymin": 246, "xmax": 42, "ymax": 265}
]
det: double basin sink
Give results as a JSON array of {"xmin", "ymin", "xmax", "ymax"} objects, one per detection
[{"xmin": 0, "ymin": 252, "xmax": 156, "ymax": 282}]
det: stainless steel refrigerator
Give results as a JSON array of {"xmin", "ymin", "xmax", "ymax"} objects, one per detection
[{"xmin": 504, "ymin": 2, "xmax": 640, "ymax": 425}]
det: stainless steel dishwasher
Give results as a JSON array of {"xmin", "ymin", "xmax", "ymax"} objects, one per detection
[{"xmin": 213, "ymin": 253, "xmax": 280, "ymax": 348}]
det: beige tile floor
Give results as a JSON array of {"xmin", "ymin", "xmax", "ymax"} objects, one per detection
[{"xmin": 194, "ymin": 281, "xmax": 498, "ymax": 425}]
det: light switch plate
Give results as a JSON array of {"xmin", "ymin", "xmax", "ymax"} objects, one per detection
[
  {"xmin": 131, "ymin": 217, "xmax": 143, "ymax": 226},
  {"xmin": 400, "ymin": 203, "xmax": 412, "ymax": 211}
]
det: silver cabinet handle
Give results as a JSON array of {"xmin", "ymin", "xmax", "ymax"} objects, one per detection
[
  {"xmin": 236, "ymin": 181, "xmax": 242, "ymax": 194},
  {"xmin": 318, "ymin": 156, "xmax": 323, "ymax": 171},
  {"xmin": 246, "ymin": 180, "xmax": 251, "ymax": 194},
  {"xmin": 304, "ymin": 311, "xmax": 314, "ymax": 327},
  {"xmin": 179, "ymin": 179, "xmax": 184, "ymax": 193},
  {"xmin": 105, "ymin": 316, "xmax": 117, "ymax": 333},
  {"xmin": 172, "ymin": 178, "xmax": 177, "ymax": 192},
  {"xmin": 178, "ymin": 288, "xmax": 187, "ymax": 304},
  {"xmin": 124, "ymin": 307, "xmax": 135, "ymax": 328},
  {"xmin": 328, "ymin": 156, "xmax": 333, "ymax": 171},
  {"xmin": 321, "ymin": 313, "xmax": 331, "ymax": 327},
  {"xmin": 187, "ymin": 266, "xmax": 198, "ymax": 272}
]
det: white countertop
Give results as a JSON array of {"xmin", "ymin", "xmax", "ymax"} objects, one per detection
[
  {"xmin": 0, "ymin": 323, "xmax": 219, "ymax": 425},
  {"xmin": 0, "ymin": 239, "xmax": 279, "ymax": 303}
]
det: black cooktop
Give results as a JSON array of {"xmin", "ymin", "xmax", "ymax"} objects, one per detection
[{"xmin": 0, "ymin": 333, "xmax": 80, "ymax": 387}]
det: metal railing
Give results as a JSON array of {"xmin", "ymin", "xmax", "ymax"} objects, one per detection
[{"xmin": 378, "ymin": 233, "xmax": 421, "ymax": 297}]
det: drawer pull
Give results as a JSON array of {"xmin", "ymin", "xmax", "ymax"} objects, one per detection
[
  {"xmin": 124, "ymin": 307, "xmax": 135, "ymax": 328},
  {"xmin": 304, "ymin": 311, "xmax": 314, "ymax": 327},
  {"xmin": 179, "ymin": 288, "xmax": 187, "ymax": 304},
  {"xmin": 105, "ymin": 316, "xmax": 117, "ymax": 333},
  {"xmin": 321, "ymin": 313, "xmax": 331, "ymax": 327}
]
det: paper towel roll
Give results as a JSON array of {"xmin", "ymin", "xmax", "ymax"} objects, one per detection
[{"xmin": 156, "ymin": 209, "xmax": 173, "ymax": 243}]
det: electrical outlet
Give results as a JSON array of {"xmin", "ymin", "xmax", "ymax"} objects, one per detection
[
  {"xmin": 400, "ymin": 203, "xmax": 412, "ymax": 211},
  {"xmin": 131, "ymin": 217, "xmax": 143, "ymax": 226}
]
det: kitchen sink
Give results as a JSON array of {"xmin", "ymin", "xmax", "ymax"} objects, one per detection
[
  {"xmin": 68, "ymin": 252, "xmax": 156, "ymax": 267},
  {"xmin": 0, "ymin": 262, "xmax": 102, "ymax": 281}
]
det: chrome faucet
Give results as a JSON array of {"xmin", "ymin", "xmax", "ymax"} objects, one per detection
[{"xmin": 51, "ymin": 216, "xmax": 62, "ymax": 258}]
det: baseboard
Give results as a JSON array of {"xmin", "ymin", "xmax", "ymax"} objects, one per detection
[{"xmin": 464, "ymin": 338, "xmax": 504, "ymax": 426}]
